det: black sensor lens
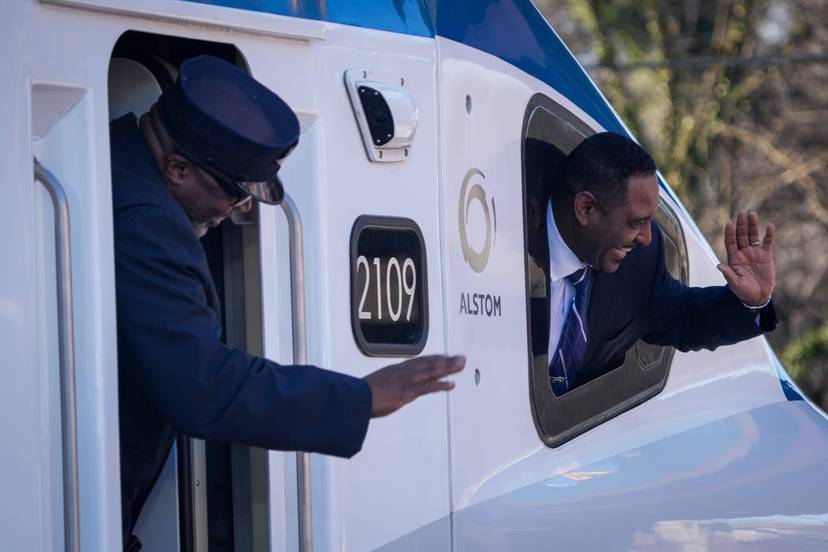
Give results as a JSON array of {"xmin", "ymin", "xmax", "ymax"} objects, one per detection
[{"xmin": 358, "ymin": 86, "xmax": 395, "ymax": 147}]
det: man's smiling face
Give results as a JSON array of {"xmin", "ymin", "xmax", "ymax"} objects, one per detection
[{"xmin": 582, "ymin": 173, "xmax": 659, "ymax": 272}]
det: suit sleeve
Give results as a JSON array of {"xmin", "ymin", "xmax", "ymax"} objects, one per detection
[
  {"xmin": 115, "ymin": 204, "xmax": 371, "ymax": 458},
  {"xmin": 640, "ymin": 225, "xmax": 777, "ymax": 352}
]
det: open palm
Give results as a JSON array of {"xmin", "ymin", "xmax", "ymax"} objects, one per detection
[{"xmin": 717, "ymin": 211, "xmax": 775, "ymax": 306}]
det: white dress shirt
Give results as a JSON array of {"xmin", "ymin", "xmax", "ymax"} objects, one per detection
[{"xmin": 546, "ymin": 199, "xmax": 587, "ymax": 361}]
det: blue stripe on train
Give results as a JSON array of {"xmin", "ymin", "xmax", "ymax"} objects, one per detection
[{"xmin": 434, "ymin": 1, "xmax": 626, "ymax": 135}]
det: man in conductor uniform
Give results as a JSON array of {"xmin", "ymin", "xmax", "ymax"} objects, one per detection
[{"xmin": 111, "ymin": 56, "xmax": 464, "ymax": 550}]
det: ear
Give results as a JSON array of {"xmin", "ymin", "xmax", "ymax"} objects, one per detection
[
  {"xmin": 573, "ymin": 191, "xmax": 597, "ymax": 226},
  {"xmin": 164, "ymin": 154, "xmax": 192, "ymax": 187}
]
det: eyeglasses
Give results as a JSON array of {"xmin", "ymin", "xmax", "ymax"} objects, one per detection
[
  {"xmin": 175, "ymin": 149, "xmax": 251, "ymax": 207},
  {"xmin": 195, "ymin": 161, "xmax": 253, "ymax": 208},
  {"xmin": 174, "ymin": 148, "xmax": 288, "ymax": 206}
]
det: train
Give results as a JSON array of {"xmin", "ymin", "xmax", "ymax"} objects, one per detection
[{"xmin": 3, "ymin": 0, "xmax": 827, "ymax": 550}]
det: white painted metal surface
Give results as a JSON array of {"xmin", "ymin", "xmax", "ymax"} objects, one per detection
[
  {"xmin": 41, "ymin": 0, "xmax": 326, "ymax": 41},
  {"xmin": 2, "ymin": 3, "xmax": 122, "ymax": 550},
  {"xmin": 277, "ymin": 26, "xmax": 451, "ymax": 551}
]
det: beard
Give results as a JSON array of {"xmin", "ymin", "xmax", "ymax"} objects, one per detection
[
  {"xmin": 193, "ymin": 222, "xmax": 209, "ymax": 238},
  {"xmin": 176, "ymin": 194, "xmax": 212, "ymax": 238}
]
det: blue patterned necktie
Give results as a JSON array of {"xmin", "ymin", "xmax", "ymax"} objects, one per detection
[{"xmin": 549, "ymin": 266, "xmax": 593, "ymax": 395}]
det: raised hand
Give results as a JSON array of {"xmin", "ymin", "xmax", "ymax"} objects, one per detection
[
  {"xmin": 717, "ymin": 210, "xmax": 775, "ymax": 306},
  {"xmin": 363, "ymin": 355, "xmax": 465, "ymax": 418}
]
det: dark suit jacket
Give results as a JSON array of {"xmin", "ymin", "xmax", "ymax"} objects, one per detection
[
  {"xmin": 530, "ymin": 221, "xmax": 777, "ymax": 389},
  {"xmin": 111, "ymin": 115, "xmax": 372, "ymax": 540}
]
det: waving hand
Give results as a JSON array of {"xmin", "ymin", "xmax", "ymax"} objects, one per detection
[{"xmin": 717, "ymin": 211, "xmax": 775, "ymax": 306}]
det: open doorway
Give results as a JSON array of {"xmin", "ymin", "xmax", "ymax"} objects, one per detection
[{"xmin": 108, "ymin": 30, "xmax": 268, "ymax": 551}]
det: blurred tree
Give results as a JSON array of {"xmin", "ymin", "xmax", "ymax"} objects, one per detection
[
  {"xmin": 536, "ymin": 0, "xmax": 828, "ymax": 408},
  {"xmin": 784, "ymin": 319, "xmax": 828, "ymax": 406}
]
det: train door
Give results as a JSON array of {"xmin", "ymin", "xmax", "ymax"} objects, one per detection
[
  {"xmin": 107, "ymin": 30, "xmax": 302, "ymax": 551},
  {"xmin": 437, "ymin": 27, "xmax": 700, "ymax": 552},
  {"xmin": 437, "ymin": 35, "xmax": 552, "ymax": 549},
  {"xmin": 280, "ymin": 21, "xmax": 452, "ymax": 551},
  {"xmin": 106, "ymin": 13, "xmax": 454, "ymax": 552}
]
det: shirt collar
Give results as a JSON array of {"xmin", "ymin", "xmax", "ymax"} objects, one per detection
[{"xmin": 546, "ymin": 199, "xmax": 586, "ymax": 283}]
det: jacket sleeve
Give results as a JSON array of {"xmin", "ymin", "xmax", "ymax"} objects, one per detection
[
  {"xmin": 640, "ymin": 226, "xmax": 777, "ymax": 352},
  {"xmin": 115, "ymin": 204, "xmax": 371, "ymax": 458}
]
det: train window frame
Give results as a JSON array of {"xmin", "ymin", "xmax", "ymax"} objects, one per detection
[{"xmin": 521, "ymin": 93, "xmax": 690, "ymax": 447}]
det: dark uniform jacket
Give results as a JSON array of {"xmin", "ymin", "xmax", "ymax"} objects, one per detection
[
  {"xmin": 530, "ymin": 221, "xmax": 777, "ymax": 388},
  {"xmin": 111, "ymin": 114, "xmax": 372, "ymax": 541}
]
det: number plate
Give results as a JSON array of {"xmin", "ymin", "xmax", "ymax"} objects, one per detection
[{"xmin": 350, "ymin": 216, "xmax": 428, "ymax": 356}]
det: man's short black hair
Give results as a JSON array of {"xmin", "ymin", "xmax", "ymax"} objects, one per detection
[{"xmin": 560, "ymin": 132, "xmax": 656, "ymax": 211}]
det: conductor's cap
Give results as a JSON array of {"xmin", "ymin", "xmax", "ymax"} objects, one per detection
[{"xmin": 158, "ymin": 55, "xmax": 299, "ymax": 204}]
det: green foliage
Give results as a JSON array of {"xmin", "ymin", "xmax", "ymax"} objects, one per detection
[{"xmin": 783, "ymin": 323, "xmax": 828, "ymax": 379}]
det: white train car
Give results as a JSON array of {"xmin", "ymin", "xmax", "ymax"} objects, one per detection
[{"xmin": 3, "ymin": 0, "xmax": 828, "ymax": 550}]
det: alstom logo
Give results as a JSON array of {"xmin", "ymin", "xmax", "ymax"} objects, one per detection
[
  {"xmin": 458, "ymin": 168, "xmax": 497, "ymax": 273},
  {"xmin": 458, "ymin": 168, "xmax": 502, "ymax": 318}
]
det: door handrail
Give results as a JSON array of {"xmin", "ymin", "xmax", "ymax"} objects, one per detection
[
  {"xmin": 279, "ymin": 194, "xmax": 313, "ymax": 552},
  {"xmin": 34, "ymin": 158, "xmax": 80, "ymax": 552}
]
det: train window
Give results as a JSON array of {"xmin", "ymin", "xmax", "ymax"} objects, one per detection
[
  {"xmin": 521, "ymin": 93, "xmax": 689, "ymax": 447},
  {"xmin": 350, "ymin": 216, "xmax": 429, "ymax": 356}
]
